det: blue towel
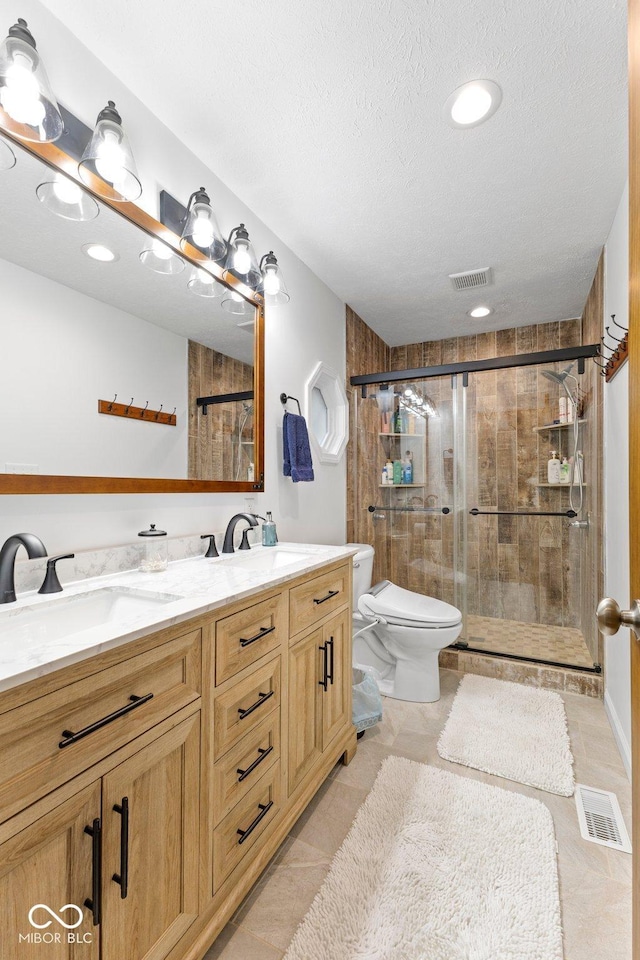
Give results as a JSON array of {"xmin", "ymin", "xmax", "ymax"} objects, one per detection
[{"xmin": 283, "ymin": 412, "xmax": 314, "ymax": 482}]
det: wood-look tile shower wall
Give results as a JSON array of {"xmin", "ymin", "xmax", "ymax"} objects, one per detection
[
  {"xmin": 188, "ymin": 340, "xmax": 254, "ymax": 481},
  {"xmin": 347, "ymin": 268, "xmax": 603, "ymax": 663}
]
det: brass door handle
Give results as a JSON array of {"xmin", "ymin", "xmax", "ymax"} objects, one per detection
[{"xmin": 596, "ymin": 598, "xmax": 640, "ymax": 638}]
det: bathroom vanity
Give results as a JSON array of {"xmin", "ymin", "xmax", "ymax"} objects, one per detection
[{"xmin": 0, "ymin": 546, "xmax": 356, "ymax": 960}]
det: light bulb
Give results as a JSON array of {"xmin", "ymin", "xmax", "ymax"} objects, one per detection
[
  {"xmin": 52, "ymin": 175, "xmax": 83, "ymax": 205},
  {"xmin": 451, "ymin": 84, "xmax": 493, "ymax": 125},
  {"xmin": 94, "ymin": 129, "xmax": 126, "ymax": 184},
  {"xmin": 191, "ymin": 214, "xmax": 214, "ymax": 248},
  {"xmin": 404, "ymin": 388, "xmax": 413, "ymax": 397},
  {"xmin": 263, "ymin": 267, "xmax": 281, "ymax": 295},
  {"xmin": 1, "ymin": 52, "xmax": 45, "ymax": 126},
  {"xmin": 233, "ymin": 243, "xmax": 251, "ymax": 274},
  {"xmin": 151, "ymin": 238, "xmax": 173, "ymax": 260},
  {"xmin": 83, "ymin": 243, "xmax": 117, "ymax": 262},
  {"xmin": 196, "ymin": 268, "xmax": 214, "ymax": 284},
  {"xmin": 230, "ymin": 291, "xmax": 242, "ymax": 302}
]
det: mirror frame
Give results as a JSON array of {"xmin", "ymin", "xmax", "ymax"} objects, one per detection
[{"xmin": 0, "ymin": 132, "xmax": 265, "ymax": 495}]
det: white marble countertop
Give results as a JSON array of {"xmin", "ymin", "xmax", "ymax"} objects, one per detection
[{"xmin": 0, "ymin": 543, "xmax": 357, "ymax": 694}]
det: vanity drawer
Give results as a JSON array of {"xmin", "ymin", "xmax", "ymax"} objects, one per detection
[
  {"xmin": 289, "ymin": 564, "xmax": 350, "ymax": 639},
  {"xmin": 214, "ymin": 655, "xmax": 281, "ymax": 757},
  {"xmin": 215, "ymin": 592, "xmax": 286, "ymax": 685},
  {"xmin": 212, "ymin": 710, "xmax": 280, "ymax": 825},
  {"xmin": 0, "ymin": 628, "xmax": 201, "ymax": 823},
  {"xmin": 213, "ymin": 760, "xmax": 281, "ymax": 890}
]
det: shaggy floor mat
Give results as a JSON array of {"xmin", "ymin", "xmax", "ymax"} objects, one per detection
[
  {"xmin": 284, "ymin": 756, "xmax": 563, "ymax": 960},
  {"xmin": 438, "ymin": 674, "xmax": 574, "ymax": 796}
]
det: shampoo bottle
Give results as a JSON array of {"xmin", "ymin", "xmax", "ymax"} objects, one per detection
[
  {"xmin": 547, "ymin": 451, "xmax": 561, "ymax": 484},
  {"xmin": 393, "ymin": 459, "xmax": 402, "ymax": 484},
  {"xmin": 559, "ymin": 457, "xmax": 570, "ymax": 484},
  {"xmin": 262, "ymin": 511, "xmax": 278, "ymax": 546},
  {"xmin": 385, "ymin": 458, "xmax": 394, "ymax": 484},
  {"xmin": 402, "ymin": 451, "xmax": 413, "ymax": 484}
]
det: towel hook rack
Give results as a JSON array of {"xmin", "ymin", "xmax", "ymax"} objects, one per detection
[{"xmin": 280, "ymin": 393, "xmax": 301, "ymax": 415}]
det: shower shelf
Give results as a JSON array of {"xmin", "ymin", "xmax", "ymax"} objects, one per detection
[
  {"xmin": 378, "ymin": 483, "xmax": 425, "ymax": 488},
  {"xmin": 537, "ymin": 482, "xmax": 587, "ymax": 488},
  {"xmin": 378, "ymin": 433, "xmax": 423, "ymax": 438},
  {"xmin": 533, "ymin": 419, "xmax": 586, "ymax": 433}
]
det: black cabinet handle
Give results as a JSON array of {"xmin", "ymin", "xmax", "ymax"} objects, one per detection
[
  {"xmin": 319, "ymin": 643, "xmax": 328, "ymax": 691},
  {"xmin": 313, "ymin": 589, "xmax": 339, "ymax": 605},
  {"xmin": 59, "ymin": 693, "xmax": 154, "ymax": 748},
  {"xmin": 236, "ymin": 800, "xmax": 273, "ymax": 845},
  {"xmin": 84, "ymin": 818, "xmax": 102, "ymax": 926},
  {"xmin": 327, "ymin": 636, "xmax": 335, "ymax": 685},
  {"xmin": 237, "ymin": 745, "xmax": 273, "ymax": 783},
  {"xmin": 239, "ymin": 625, "xmax": 275, "ymax": 648},
  {"xmin": 238, "ymin": 690, "xmax": 274, "ymax": 720},
  {"xmin": 112, "ymin": 797, "xmax": 129, "ymax": 899}
]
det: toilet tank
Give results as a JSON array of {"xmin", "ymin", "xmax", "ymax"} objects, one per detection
[{"xmin": 345, "ymin": 543, "xmax": 374, "ymax": 605}]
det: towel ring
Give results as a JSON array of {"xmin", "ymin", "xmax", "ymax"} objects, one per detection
[{"xmin": 280, "ymin": 393, "xmax": 301, "ymax": 415}]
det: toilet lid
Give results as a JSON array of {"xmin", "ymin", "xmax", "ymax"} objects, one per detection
[{"xmin": 358, "ymin": 582, "xmax": 462, "ymax": 628}]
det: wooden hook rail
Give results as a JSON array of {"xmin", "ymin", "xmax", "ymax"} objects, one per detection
[
  {"xmin": 603, "ymin": 331, "xmax": 628, "ymax": 382},
  {"xmin": 98, "ymin": 399, "xmax": 177, "ymax": 426}
]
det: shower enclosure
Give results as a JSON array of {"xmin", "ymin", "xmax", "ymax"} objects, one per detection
[{"xmin": 351, "ymin": 344, "xmax": 601, "ymax": 672}]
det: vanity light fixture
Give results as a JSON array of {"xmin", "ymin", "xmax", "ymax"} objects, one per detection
[
  {"xmin": 259, "ymin": 251, "xmax": 290, "ymax": 305},
  {"xmin": 82, "ymin": 242, "xmax": 118, "ymax": 263},
  {"xmin": 78, "ymin": 101, "xmax": 142, "ymax": 202},
  {"xmin": 36, "ymin": 171, "xmax": 99, "ymax": 221},
  {"xmin": 0, "ymin": 19, "xmax": 63, "ymax": 143},
  {"xmin": 445, "ymin": 79, "xmax": 502, "ymax": 129},
  {"xmin": 468, "ymin": 305, "xmax": 492, "ymax": 318},
  {"xmin": 223, "ymin": 223, "xmax": 262, "ymax": 290},
  {"xmin": 140, "ymin": 237, "xmax": 185, "ymax": 275},
  {"xmin": 220, "ymin": 290, "xmax": 253, "ymax": 316},
  {"xmin": 0, "ymin": 136, "xmax": 15, "ymax": 169},
  {"xmin": 180, "ymin": 187, "xmax": 226, "ymax": 262},
  {"xmin": 187, "ymin": 266, "xmax": 224, "ymax": 298}
]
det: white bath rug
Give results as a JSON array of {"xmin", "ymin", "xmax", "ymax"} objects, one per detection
[
  {"xmin": 437, "ymin": 674, "xmax": 575, "ymax": 796},
  {"xmin": 284, "ymin": 756, "xmax": 562, "ymax": 960}
]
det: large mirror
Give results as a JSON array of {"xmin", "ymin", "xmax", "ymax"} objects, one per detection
[{"xmin": 0, "ymin": 134, "xmax": 264, "ymax": 493}]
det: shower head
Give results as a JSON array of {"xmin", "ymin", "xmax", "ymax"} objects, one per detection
[{"xmin": 541, "ymin": 362, "xmax": 575, "ymax": 386}]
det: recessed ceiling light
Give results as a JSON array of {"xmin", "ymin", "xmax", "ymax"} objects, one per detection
[
  {"xmin": 445, "ymin": 80, "xmax": 502, "ymax": 129},
  {"xmin": 82, "ymin": 242, "xmax": 119, "ymax": 263},
  {"xmin": 468, "ymin": 306, "xmax": 492, "ymax": 318}
]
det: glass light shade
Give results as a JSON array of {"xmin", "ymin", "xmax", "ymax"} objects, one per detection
[
  {"xmin": 78, "ymin": 101, "xmax": 142, "ymax": 202},
  {"xmin": 187, "ymin": 266, "xmax": 224, "ymax": 298},
  {"xmin": 36, "ymin": 172, "xmax": 99, "ymax": 221},
  {"xmin": 224, "ymin": 224, "xmax": 262, "ymax": 289},
  {"xmin": 0, "ymin": 135, "xmax": 15, "ymax": 169},
  {"xmin": 259, "ymin": 250, "xmax": 290, "ymax": 305},
  {"xmin": 221, "ymin": 290, "xmax": 253, "ymax": 316},
  {"xmin": 180, "ymin": 187, "xmax": 226, "ymax": 262},
  {"xmin": 0, "ymin": 20, "xmax": 63, "ymax": 143},
  {"xmin": 140, "ymin": 237, "xmax": 184, "ymax": 275}
]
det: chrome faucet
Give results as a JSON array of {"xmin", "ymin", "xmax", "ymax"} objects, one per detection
[
  {"xmin": 0, "ymin": 533, "xmax": 47, "ymax": 604},
  {"xmin": 222, "ymin": 514, "xmax": 259, "ymax": 554}
]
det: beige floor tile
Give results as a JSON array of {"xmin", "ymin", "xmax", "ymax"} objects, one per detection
[
  {"xmin": 331, "ymin": 738, "xmax": 394, "ymax": 791},
  {"xmin": 289, "ymin": 777, "xmax": 367, "ymax": 856},
  {"xmin": 559, "ymin": 862, "xmax": 631, "ymax": 960},
  {"xmin": 202, "ymin": 923, "xmax": 283, "ymax": 960}
]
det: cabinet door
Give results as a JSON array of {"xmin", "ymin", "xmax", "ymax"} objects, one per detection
[
  {"xmin": 0, "ymin": 782, "xmax": 101, "ymax": 960},
  {"xmin": 288, "ymin": 628, "xmax": 323, "ymax": 794},
  {"xmin": 101, "ymin": 714, "xmax": 200, "ymax": 960},
  {"xmin": 321, "ymin": 609, "xmax": 352, "ymax": 750}
]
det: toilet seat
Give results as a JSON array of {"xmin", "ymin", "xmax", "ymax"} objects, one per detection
[{"xmin": 359, "ymin": 580, "xmax": 462, "ymax": 629}]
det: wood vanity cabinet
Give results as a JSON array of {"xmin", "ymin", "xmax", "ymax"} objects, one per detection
[{"xmin": 0, "ymin": 556, "xmax": 356, "ymax": 960}]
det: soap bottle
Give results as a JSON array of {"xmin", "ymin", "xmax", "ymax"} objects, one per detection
[
  {"xmin": 402, "ymin": 451, "xmax": 413, "ymax": 484},
  {"xmin": 385, "ymin": 458, "xmax": 394, "ymax": 484},
  {"xmin": 393, "ymin": 459, "xmax": 402, "ymax": 484},
  {"xmin": 559, "ymin": 457, "xmax": 570, "ymax": 484},
  {"xmin": 547, "ymin": 451, "xmax": 560, "ymax": 485},
  {"xmin": 262, "ymin": 511, "xmax": 278, "ymax": 546}
]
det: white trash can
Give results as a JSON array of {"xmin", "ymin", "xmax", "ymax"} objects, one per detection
[{"xmin": 352, "ymin": 664, "xmax": 383, "ymax": 735}]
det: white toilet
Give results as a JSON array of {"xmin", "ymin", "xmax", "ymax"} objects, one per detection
[{"xmin": 348, "ymin": 543, "xmax": 462, "ymax": 703}]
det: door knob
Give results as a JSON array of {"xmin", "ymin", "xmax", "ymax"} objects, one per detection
[{"xmin": 596, "ymin": 597, "xmax": 640, "ymax": 638}]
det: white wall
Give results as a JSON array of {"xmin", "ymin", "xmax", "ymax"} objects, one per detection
[
  {"xmin": 603, "ymin": 181, "xmax": 631, "ymax": 776},
  {"xmin": 0, "ymin": 0, "xmax": 347, "ymax": 553}
]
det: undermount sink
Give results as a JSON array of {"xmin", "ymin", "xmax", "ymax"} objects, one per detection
[
  {"xmin": 0, "ymin": 587, "xmax": 183, "ymax": 645},
  {"xmin": 229, "ymin": 547, "xmax": 316, "ymax": 572}
]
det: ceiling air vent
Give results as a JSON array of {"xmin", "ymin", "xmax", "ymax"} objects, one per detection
[{"xmin": 449, "ymin": 267, "xmax": 492, "ymax": 291}]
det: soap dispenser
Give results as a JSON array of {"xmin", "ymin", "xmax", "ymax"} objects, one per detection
[
  {"xmin": 547, "ymin": 451, "xmax": 561, "ymax": 485},
  {"xmin": 262, "ymin": 512, "xmax": 278, "ymax": 547}
]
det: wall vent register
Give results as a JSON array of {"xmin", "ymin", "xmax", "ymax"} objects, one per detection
[{"xmin": 574, "ymin": 784, "xmax": 631, "ymax": 853}]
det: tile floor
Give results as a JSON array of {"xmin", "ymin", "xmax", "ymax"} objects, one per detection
[
  {"xmin": 465, "ymin": 614, "xmax": 595, "ymax": 669},
  {"xmin": 204, "ymin": 669, "xmax": 632, "ymax": 960}
]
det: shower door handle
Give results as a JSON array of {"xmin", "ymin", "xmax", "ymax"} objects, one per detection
[{"xmin": 596, "ymin": 598, "xmax": 640, "ymax": 640}]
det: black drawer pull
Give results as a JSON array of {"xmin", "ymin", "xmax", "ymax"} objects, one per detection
[
  {"xmin": 236, "ymin": 800, "xmax": 274, "ymax": 845},
  {"xmin": 319, "ymin": 643, "xmax": 328, "ymax": 691},
  {"xmin": 238, "ymin": 689, "xmax": 274, "ymax": 720},
  {"xmin": 112, "ymin": 797, "xmax": 129, "ymax": 899},
  {"xmin": 59, "ymin": 693, "xmax": 154, "ymax": 749},
  {"xmin": 84, "ymin": 817, "xmax": 102, "ymax": 926},
  {"xmin": 327, "ymin": 636, "xmax": 335, "ymax": 685},
  {"xmin": 237, "ymin": 745, "xmax": 274, "ymax": 782},
  {"xmin": 313, "ymin": 589, "xmax": 339, "ymax": 605},
  {"xmin": 239, "ymin": 625, "xmax": 275, "ymax": 648}
]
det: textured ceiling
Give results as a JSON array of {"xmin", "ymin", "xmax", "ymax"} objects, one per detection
[{"xmin": 41, "ymin": 0, "xmax": 628, "ymax": 345}]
